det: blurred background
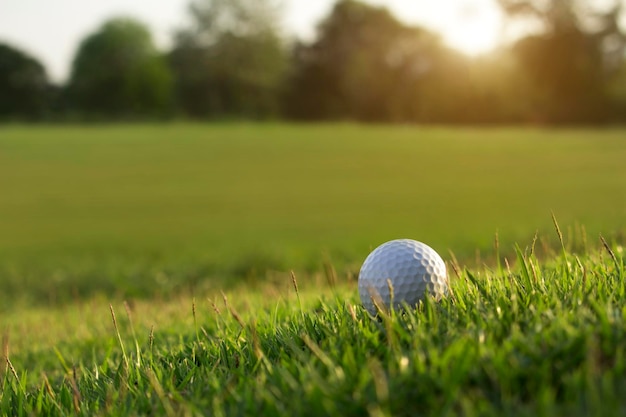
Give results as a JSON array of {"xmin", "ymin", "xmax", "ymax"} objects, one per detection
[
  {"xmin": 1, "ymin": 0, "xmax": 625, "ymax": 306},
  {"xmin": 1, "ymin": 0, "xmax": 625, "ymax": 124}
]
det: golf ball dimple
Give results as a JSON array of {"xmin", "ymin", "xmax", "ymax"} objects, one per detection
[{"xmin": 358, "ymin": 239, "xmax": 448, "ymax": 314}]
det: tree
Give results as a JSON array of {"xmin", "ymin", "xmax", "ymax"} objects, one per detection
[
  {"xmin": 0, "ymin": 43, "xmax": 50, "ymax": 120},
  {"xmin": 283, "ymin": 0, "xmax": 468, "ymax": 122},
  {"xmin": 497, "ymin": 0, "xmax": 626, "ymax": 123},
  {"xmin": 68, "ymin": 18, "xmax": 173, "ymax": 119},
  {"xmin": 169, "ymin": 0, "xmax": 288, "ymax": 119}
]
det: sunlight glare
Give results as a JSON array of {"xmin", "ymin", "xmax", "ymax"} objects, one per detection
[
  {"xmin": 388, "ymin": 0, "xmax": 504, "ymax": 56},
  {"xmin": 443, "ymin": 1, "xmax": 503, "ymax": 55}
]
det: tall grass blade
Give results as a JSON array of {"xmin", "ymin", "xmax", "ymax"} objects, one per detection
[
  {"xmin": 124, "ymin": 301, "xmax": 141, "ymax": 367},
  {"xmin": 552, "ymin": 212, "xmax": 571, "ymax": 277},
  {"xmin": 601, "ymin": 235, "xmax": 623, "ymax": 281},
  {"xmin": 514, "ymin": 244, "xmax": 533, "ymax": 291},
  {"xmin": 110, "ymin": 304, "xmax": 129, "ymax": 370},
  {"xmin": 291, "ymin": 270, "xmax": 304, "ymax": 316}
]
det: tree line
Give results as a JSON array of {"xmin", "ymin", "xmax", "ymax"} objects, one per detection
[{"xmin": 1, "ymin": 0, "xmax": 625, "ymax": 124}]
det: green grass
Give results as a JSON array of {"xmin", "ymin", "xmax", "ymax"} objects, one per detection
[
  {"xmin": 1, "ymin": 241, "xmax": 625, "ymax": 416},
  {"xmin": 1, "ymin": 123, "xmax": 625, "ymax": 305},
  {"xmin": 1, "ymin": 123, "xmax": 626, "ymax": 415}
]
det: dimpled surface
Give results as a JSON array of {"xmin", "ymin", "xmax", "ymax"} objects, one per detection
[{"xmin": 358, "ymin": 239, "xmax": 448, "ymax": 314}]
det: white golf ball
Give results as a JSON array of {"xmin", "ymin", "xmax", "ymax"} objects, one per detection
[{"xmin": 358, "ymin": 239, "xmax": 448, "ymax": 314}]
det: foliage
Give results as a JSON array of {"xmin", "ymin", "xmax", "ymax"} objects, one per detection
[
  {"xmin": 283, "ymin": 0, "xmax": 626, "ymax": 124},
  {"xmin": 169, "ymin": 0, "xmax": 288, "ymax": 119},
  {"xmin": 67, "ymin": 18, "xmax": 173, "ymax": 119},
  {"xmin": 1, "ymin": 0, "xmax": 625, "ymax": 123},
  {"xmin": 283, "ymin": 1, "xmax": 465, "ymax": 122},
  {"xmin": 0, "ymin": 43, "xmax": 50, "ymax": 120},
  {"xmin": 497, "ymin": 0, "xmax": 626, "ymax": 123}
]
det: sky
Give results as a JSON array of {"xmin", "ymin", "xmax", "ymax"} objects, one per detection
[{"xmin": 0, "ymin": 0, "xmax": 545, "ymax": 83}]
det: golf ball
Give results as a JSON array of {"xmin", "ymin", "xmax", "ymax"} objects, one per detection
[{"xmin": 358, "ymin": 239, "xmax": 448, "ymax": 314}]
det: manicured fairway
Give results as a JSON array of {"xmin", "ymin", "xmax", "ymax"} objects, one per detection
[{"xmin": 1, "ymin": 123, "xmax": 624, "ymax": 303}]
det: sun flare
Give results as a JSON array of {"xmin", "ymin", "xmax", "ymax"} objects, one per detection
[
  {"xmin": 443, "ymin": 2, "xmax": 503, "ymax": 55},
  {"xmin": 392, "ymin": 0, "xmax": 503, "ymax": 56}
]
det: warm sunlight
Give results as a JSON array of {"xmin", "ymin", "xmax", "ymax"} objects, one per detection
[
  {"xmin": 442, "ymin": 2, "xmax": 503, "ymax": 55},
  {"xmin": 390, "ymin": 0, "xmax": 504, "ymax": 56}
]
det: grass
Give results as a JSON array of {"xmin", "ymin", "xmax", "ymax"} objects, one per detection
[
  {"xmin": 0, "ymin": 123, "xmax": 625, "ymax": 305},
  {"xmin": 1, "ymin": 237, "xmax": 625, "ymax": 416},
  {"xmin": 1, "ymin": 123, "xmax": 626, "ymax": 415}
]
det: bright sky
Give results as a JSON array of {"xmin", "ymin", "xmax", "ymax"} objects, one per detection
[{"xmin": 0, "ymin": 0, "xmax": 510, "ymax": 82}]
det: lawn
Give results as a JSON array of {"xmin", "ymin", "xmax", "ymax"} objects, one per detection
[
  {"xmin": 0, "ymin": 123, "xmax": 624, "ymax": 304},
  {"xmin": 1, "ymin": 241, "xmax": 625, "ymax": 416},
  {"xmin": 0, "ymin": 123, "xmax": 625, "ymax": 415}
]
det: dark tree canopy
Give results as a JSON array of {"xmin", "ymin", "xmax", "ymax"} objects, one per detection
[
  {"xmin": 68, "ymin": 18, "xmax": 173, "ymax": 118},
  {"xmin": 497, "ymin": 0, "xmax": 626, "ymax": 122},
  {"xmin": 169, "ymin": 0, "xmax": 287, "ymax": 119},
  {"xmin": 0, "ymin": 43, "xmax": 50, "ymax": 120},
  {"xmin": 283, "ymin": 0, "xmax": 474, "ymax": 122},
  {"xmin": 0, "ymin": 0, "xmax": 624, "ymax": 124}
]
